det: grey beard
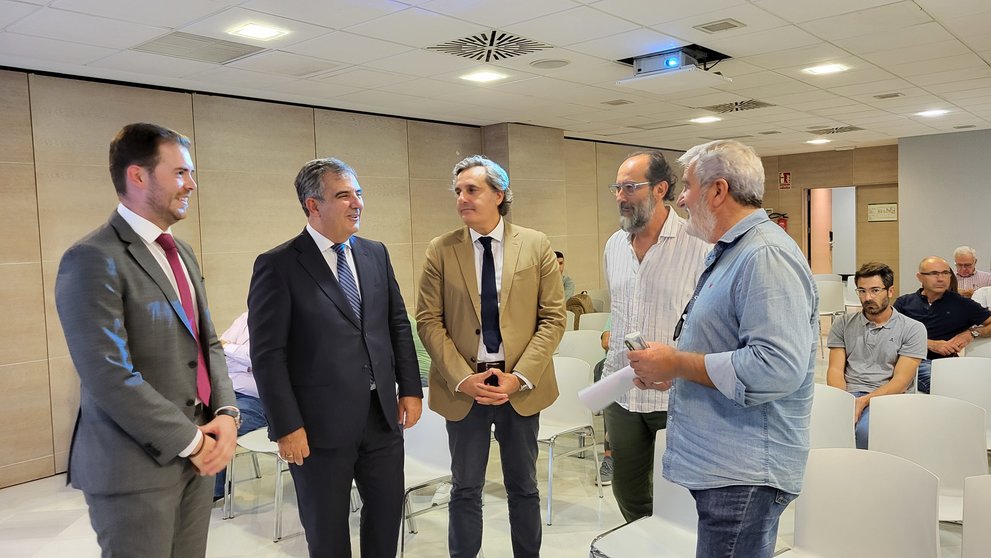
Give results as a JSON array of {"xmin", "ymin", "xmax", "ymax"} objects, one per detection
[{"xmin": 620, "ymin": 195, "xmax": 657, "ymax": 233}]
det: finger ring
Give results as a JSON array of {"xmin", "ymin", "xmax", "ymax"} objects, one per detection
[{"xmin": 286, "ymin": 453, "xmax": 293, "ymax": 459}]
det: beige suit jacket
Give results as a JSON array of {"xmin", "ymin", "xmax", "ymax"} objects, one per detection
[{"xmin": 416, "ymin": 221, "xmax": 566, "ymax": 421}]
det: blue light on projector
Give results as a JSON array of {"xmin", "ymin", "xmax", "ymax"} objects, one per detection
[{"xmin": 664, "ymin": 56, "xmax": 680, "ymax": 68}]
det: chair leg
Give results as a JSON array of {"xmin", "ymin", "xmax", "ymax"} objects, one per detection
[
  {"xmin": 590, "ymin": 428, "xmax": 603, "ymax": 499},
  {"xmin": 406, "ymin": 491, "xmax": 418, "ymax": 534},
  {"xmin": 350, "ymin": 486, "xmax": 361, "ymax": 512},
  {"xmin": 251, "ymin": 452, "xmax": 261, "ymax": 478},
  {"xmin": 223, "ymin": 453, "xmax": 236, "ymax": 519},
  {"xmin": 545, "ymin": 443, "xmax": 555, "ymax": 526},
  {"xmin": 274, "ymin": 456, "xmax": 285, "ymax": 542}
]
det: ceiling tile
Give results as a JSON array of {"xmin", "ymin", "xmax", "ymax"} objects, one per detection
[
  {"xmin": 883, "ymin": 52, "xmax": 990, "ymax": 79},
  {"xmin": 363, "ymin": 48, "xmax": 480, "ymax": 76},
  {"xmin": 503, "ymin": 6, "xmax": 639, "ymax": 47},
  {"xmin": 245, "ymin": 0, "xmax": 407, "ymax": 29},
  {"xmin": 750, "ymin": 0, "xmax": 903, "ymax": 24},
  {"xmin": 798, "ymin": 1, "xmax": 932, "ymax": 41},
  {"xmin": 419, "ymin": 0, "xmax": 575, "ymax": 28},
  {"xmin": 281, "ymin": 31, "xmax": 412, "ymax": 65},
  {"xmin": 86, "ymin": 49, "xmax": 219, "ymax": 77},
  {"xmin": 703, "ymin": 25, "xmax": 821, "ymax": 58},
  {"xmin": 177, "ymin": 7, "xmax": 333, "ymax": 48},
  {"xmin": 649, "ymin": 3, "xmax": 789, "ymax": 44},
  {"xmin": 344, "ymin": 6, "xmax": 487, "ymax": 48},
  {"xmin": 489, "ymin": 48, "xmax": 633, "ymax": 85},
  {"xmin": 50, "ymin": 0, "xmax": 237, "ymax": 28},
  {"xmin": 913, "ymin": 0, "xmax": 991, "ymax": 20},
  {"xmin": 566, "ymin": 28, "xmax": 686, "ymax": 61},
  {"xmin": 741, "ymin": 42, "xmax": 848, "ymax": 70},
  {"xmin": 907, "ymin": 66, "xmax": 991, "ymax": 87},
  {"xmin": 592, "ymin": 0, "xmax": 746, "ymax": 26},
  {"xmin": 832, "ymin": 21, "xmax": 956, "ymax": 56},
  {"xmin": 7, "ymin": 7, "xmax": 168, "ymax": 49},
  {"xmin": 275, "ymin": 77, "xmax": 363, "ymax": 99},
  {"xmin": 859, "ymin": 38, "xmax": 971, "ymax": 67},
  {"xmin": 0, "ymin": 0, "xmax": 41, "ymax": 27},
  {"xmin": 315, "ymin": 67, "xmax": 414, "ymax": 88},
  {"xmin": 227, "ymin": 50, "xmax": 345, "ymax": 76},
  {"xmin": 0, "ymin": 30, "xmax": 116, "ymax": 63}
]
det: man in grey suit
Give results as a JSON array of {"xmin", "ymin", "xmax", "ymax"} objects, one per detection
[{"xmin": 55, "ymin": 123, "xmax": 239, "ymax": 558}]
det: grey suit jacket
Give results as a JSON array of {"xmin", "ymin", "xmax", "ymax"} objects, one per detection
[{"xmin": 55, "ymin": 211, "xmax": 235, "ymax": 495}]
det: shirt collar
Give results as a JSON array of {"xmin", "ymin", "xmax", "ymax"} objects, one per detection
[
  {"xmin": 117, "ymin": 203, "xmax": 171, "ymax": 244},
  {"xmin": 305, "ymin": 223, "xmax": 350, "ymax": 253},
  {"xmin": 859, "ymin": 305, "xmax": 901, "ymax": 329},
  {"xmin": 469, "ymin": 217, "xmax": 504, "ymax": 244},
  {"xmin": 715, "ymin": 208, "xmax": 770, "ymax": 247}
]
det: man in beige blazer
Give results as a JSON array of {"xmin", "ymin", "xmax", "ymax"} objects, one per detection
[{"xmin": 417, "ymin": 155, "xmax": 566, "ymax": 558}]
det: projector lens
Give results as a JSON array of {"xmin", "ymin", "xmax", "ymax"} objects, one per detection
[{"xmin": 665, "ymin": 57, "xmax": 679, "ymax": 68}]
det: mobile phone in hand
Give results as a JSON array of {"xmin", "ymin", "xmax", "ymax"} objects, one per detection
[{"xmin": 624, "ymin": 331, "xmax": 648, "ymax": 351}]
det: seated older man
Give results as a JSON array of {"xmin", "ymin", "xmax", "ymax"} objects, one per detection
[
  {"xmin": 954, "ymin": 246, "xmax": 991, "ymax": 298},
  {"xmin": 826, "ymin": 263, "xmax": 926, "ymax": 449}
]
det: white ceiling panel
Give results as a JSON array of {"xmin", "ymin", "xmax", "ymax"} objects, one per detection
[
  {"xmin": 650, "ymin": 3, "xmax": 789, "ymax": 45},
  {"xmin": 832, "ymin": 21, "xmax": 956, "ymax": 56},
  {"xmin": 914, "ymin": 0, "xmax": 991, "ymax": 20},
  {"xmin": 50, "ymin": 0, "xmax": 237, "ymax": 28},
  {"xmin": 315, "ymin": 68, "xmax": 413, "ymax": 88},
  {"xmin": 183, "ymin": 65, "xmax": 301, "ymax": 90},
  {"xmin": 488, "ymin": 48, "xmax": 631, "ymax": 84},
  {"xmin": 741, "ymin": 42, "xmax": 849, "ymax": 70},
  {"xmin": 227, "ymin": 50, "xmax": 345, "ymax": 76},
  {"xmin": 751, "ymin": 0, "xmax": 903, "ymax": 24},
  {"xmin": 859, "ymin": 39, "xmax": 972, "ymax": 67},
  {"xmin": 0, "ymin": 31, "xmax": 116, "ymax": 64},
  {"xmin": 591, "ymin": 0, "xmax": 745, "ymax": 25},
  {"xmin": 363, "ymin": 48, "xmax": 479, "ymax": 76},
  {"xmin": 270, "ymin": 78, "xmax": 363, "ymax": 100},
  {"xmin": 0, "ymin": 0, "xmax": 41, "ymax": 27},
  {"xmin": 566, "ymin": 28, "xmax": 686, "ymax": 61},
  {"xmin": 7, "ymin": 7, "xmax": 168, "ymax": 49},
  {"xmin": 245, "ymin": 0, "xmax": 407, "ymax": 29},
  {"xmin": 281, "ymin": 31, "xmax": 412, "ymax": 65},
  {"xmin": 827, "ymin": 78, "xmax": 916, "ymax": 97},
  {"xmin": 798, "ymin": 1, "xmax": 932, "ymax": 41},
  {"xmin": 503, "ymin": 6, "xmax": 638, "ymax": 48},
  {"xmin": 344, "ymin": 7, "xmax": 486, "ymax": 48},
  {"xmin": 178, "ymin": 7, "xmax": 333, "ymax": 48},
  {"xmin": 883, "ymin": 52, "xmax": 990, "ymax": 79},
  {"xmin": 724, "ymin": 79, "xmax": 818, "ymax": 100},
  {"xmin": 908, "ymin": 66, "xmax": 991, "ymax": 87},
  {"xmin": 704, "ymin": 25, "xmax": 821, "ymax": 58},
  {"xmin": 419, "ymin": 0, "xmax": 575, "ymax": 28},
  {"xmin": 87, "ymin": 49, "xmax": 219, "ymax": 78}
]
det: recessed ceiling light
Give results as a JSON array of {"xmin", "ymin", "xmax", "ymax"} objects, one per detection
[
  {"xmin": 529, "ymin": 59, "xmax": 570, "ymax": 69},
  {"xmin": 802, "ymin": 64, "xmax": 848, "ymax": 75},
  {"xmin": 230, "ymin": 23, "xmax": 288, "ymax": 41},
  {"xmin": 915, "ymin": 109, "xmax": 949, "ymax": 117},
  {"xmin": 460, "ymin": 70, "xmax": 508, "ymax": 83},
  {"xmin": 690, "ymin": 116, "xmax": 722, "ymax": 124},
  {"xmin": 806, "ymin": 138, "xmax": 831, "ymax": 145}
]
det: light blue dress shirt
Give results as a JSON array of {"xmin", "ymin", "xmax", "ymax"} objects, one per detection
[{"xmin": 663, "ymin": 209, "xmax": 818, "ymax": 495}]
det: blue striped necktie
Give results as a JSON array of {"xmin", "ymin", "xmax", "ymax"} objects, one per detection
[{"xmin": 333, "ymin": 242, "xmax": 362, "ymax": 323}]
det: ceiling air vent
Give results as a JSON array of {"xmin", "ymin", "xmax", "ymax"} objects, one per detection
[
  {"xmin": 132, "ymin": 32, "xmax": 265, "ymax": 64},
  {"xmin": 698, "ymin": 99, "xmax": 774, "ymax": 113},
  {"xmin": 807, "ymin": 126, "xmax": 864, "ymax": 135},
  {"xmin": 954, "ymin": 125, "xmax": 977, "ymax": 129},
  {"xmin": 758, "ymin": 130, "xmax": 781, "ymax": 135},
  {"xmin": 694, "ymin": 18, "xmax": 746, "ymax": 34},
  {"xmin": 602, "ymin": 99, "xmax": 634, "ymax": 106},
  {"xmin": 427, "ymin": 31, "xmax": 552, "ymax": 62},
  {"xmin": 873, "ymin": 92, "xmax": 905, "ymax": 100}
]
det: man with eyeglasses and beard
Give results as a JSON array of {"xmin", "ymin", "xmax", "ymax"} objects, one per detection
[
  {"xmin": 826, "ymin": 262, "xmax": 926, "ymax": 449},
  {"xmin": 599, "ymin": 150, "xmax": 709, "ymax": 523},
  {"xmin": 893, "ymin": 256, "xmax": 991, "ymax": 393}
]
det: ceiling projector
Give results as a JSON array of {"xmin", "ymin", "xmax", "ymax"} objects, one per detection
[{"xmin": 616, "ymin": 47, "xmax": 732, "ymax": 93}]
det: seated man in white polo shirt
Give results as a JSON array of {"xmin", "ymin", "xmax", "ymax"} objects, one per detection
[{"xmin": 826, "ymin": 262, "xmax": 927, "ymax": 449}]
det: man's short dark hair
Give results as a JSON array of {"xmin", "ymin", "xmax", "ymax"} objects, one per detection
[
  {"xmin": 554, "ymin": 251, "xmax": 564, "ymax": 259},
  {"xmin": 109, "ymin": 123, "xmax": 191, "ymax": 195},
  {"xmin": 854, "ymin": 262, "xmax": 894, "ymax": 289},
  {"xmin": 628, "ymin": 150, "xmax": 677, "ymax": 202}
]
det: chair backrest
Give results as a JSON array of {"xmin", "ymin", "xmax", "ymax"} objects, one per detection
[
  {"xmin": 405, "ymin": 388, "xmax": 452, "ymax": 472},
  {"xmin": 809, "ymin": 384, "xmax": 856, "ymax": 449},
  {"xmin": 869, "ymin": 394, "xmax": 988, "ymax": 498},
  {"xmin": 557, "ymin": 330, "xmax": 606, "ymax": 371},
  {"xmin": 966, "ymin": 338, "xmax": 991, "ymax": 358},
  {"xmin": 816, "ymin": 280, "xmax": 846, "ymax": 314},
  {"xmin": 843, "ymin": 275, "xmax": 862, "ymax": 308},
  {"xmin": 792, "ymin": 448, "xmax": 939, "ymax": 558},
  {"xmin": 578, "ymin": 312, "xmax": 610, "ymax": 332},
  {"xmin": 565, "ymin": 310, "xmax": 575, "ymax": 331},
  {"xmin": 930, "ymin": 357, "xmax": 991, "ymax": 443},
  {"xmin": 651, "ymin": 430, "xmax": 698, "ymax": 531},
  {"xmin": 813, "ymin": 273, "xmax": 842, "ymax": 282},
  {"xmin": 963, "ymin": 475, "xmax": 991, "ymax": 558},
  {"xmin": 544, "ymin": 357, "xmax": 592, "ymax": 426},
  {"xmin": 237, "ymin": 427, "xmax": 279, "ymax": 454}
]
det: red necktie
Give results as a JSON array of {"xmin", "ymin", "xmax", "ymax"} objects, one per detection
[{"xmin": 155, "ymin": 233, "xmax": 211, "ymax": 406}]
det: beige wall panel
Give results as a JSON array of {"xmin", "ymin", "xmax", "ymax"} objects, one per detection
[
  {"xmin": 564, "ymin": 139, "xmax": 597, "ymax": 185},
  {"xmin": 411, "ymin": 241, "xmax": 430, "ymax": 310},
  {"xmin": 761, "ymin": 155, "xmax": 780, "ymax": 210},
  {"xmin": 564, "ymin": 233, "xmax": 602, "ymax": 291},
  {"xmin": 196, "ymin": 170, "xmax": 304, "ymax": 255},
  {"xmin": 0, "ymin": 456, "xmax": 55, "ymax": 489},
  {"xmin": 361, "ymin": 177, "xmax": 412, "ymax": 245},
  {"xmin": 566, "ymin": 180, "xmax": 598, "ymax": 235},
  {"xmin": 200, "ymin": 252, "xmax": 260, "ymax": 336},
  {"xmin": 48, "ymin": 356, "xmax": 78, "ymax": 474},
  {"xmin": 0, "ymin": 263, "xmax": 47, "ymax": 366},
  {"xmin": 0, "ymin": 163, "xmax": 41, "ymax": 263},
  {"xmin": 778, "ymin": 150, "xmax": 854, "ymax": 189},
  {"xmin": 506, "ymin": 124, "xmax": 564, "ymax": 181},
  {"xmin": 193, "ymin": 95, "xmax": 314, "ymax": 174},
  {"xmin": 856, "ymin": 184, "xmax": 900, "ymax": 293},
  {"xmin": 35, "ymin": 164, "xmax": 203, "ymax": 262},
  {"xmin": 510, "ymin": 178, "xmax": 566, "ymax": 237},
  {"xmin": 775, "ymin": 186, "xmax": 807, "ymax": 252},
  {"xmin": 0, "ymin": 360, "xmax": 54, "ymax": 488},
  {"xmin": 0, "ymin": 70, "xmax": 33, "ymax": 164},
  {"xmin": 315, "ymin": 110, "xmax": 409, "ymax": 178},
  {"xmin": 853, "ymin": 145, "xmax": 898, "ymax": 185},
  {"xmin": 382, "ymin": 242, "xmax": 415, "ymax": 312},
  {"xmin": 42, "ymin": 260, "xmax": 67, "ymax": 360},
  {"xmin": 481, "ymin": 124, "xmax": 510, "ymax": 169},
  {"xmin": 407, "ymin": 121, "xmax": 480, "ymax": 180},
  {"xmin": 409, "ymin": 178, "xmax": 463, "ymax": 244},
  {"xmin": 29, "ymin": 75, "xmax": 194, "ymax": 166}
]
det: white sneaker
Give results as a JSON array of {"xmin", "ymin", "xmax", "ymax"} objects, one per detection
[{"xmin": 431, "ymin": 481, "xmax": 452, "ymax": 506}]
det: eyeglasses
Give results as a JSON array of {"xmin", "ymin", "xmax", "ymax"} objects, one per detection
[
  {"xmin": 855, "ymin": 287, "xmax": 887, "ymax": 296},
  {"xmin": 608, "ymin": 181, "xmax": 651, "ymax": 195},
  {"xmin": 919, "ymin": 270, "xmax": 953, "ymax": 277}
]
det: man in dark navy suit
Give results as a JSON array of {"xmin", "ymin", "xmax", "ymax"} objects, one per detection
[{"xmin": 248, "ymin": 157, "xmax": 423, "ymax": 557}]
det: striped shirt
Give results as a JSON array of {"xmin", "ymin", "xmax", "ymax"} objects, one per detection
[
  {"xmin": 602, "ymin": 208, "xmax": 710, "ymax": 413},
  {"xmin": 957, "ymin": 269, "xmax": 991, "ymax": 293}
]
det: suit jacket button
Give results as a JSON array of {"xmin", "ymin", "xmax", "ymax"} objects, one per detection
[
  {"xmin": 475, "ymin": 329, "xmax": 481, "ymax": 335},
  {"xmin": 470, "ymin": 357, "xmax": 476, "ymax": 363},
  {"xmin": 186, "ymin": 399, "xmax": 195, "ymax": 406},
  {"xmin": 188, "ymin": 361, "xmax": 197, "ymax": 368}
]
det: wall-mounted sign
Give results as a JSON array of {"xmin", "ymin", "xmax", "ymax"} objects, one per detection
[
  {"xmin": 779, "ymin": 172, "xmax": 791, "ymax": 189},
  {"xmin": 867, "ymin": 203, "xmax": 897, "ymax": 222}
]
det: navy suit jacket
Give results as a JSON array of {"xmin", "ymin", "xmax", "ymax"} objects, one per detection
[{"xmin": 247, "ymin": 230, "xmax": 422, "ymax": 447}]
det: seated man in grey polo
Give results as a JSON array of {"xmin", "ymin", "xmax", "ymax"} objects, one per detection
[{"xmin": 826, "ymin": 262, "xmax": 927, "ymax": 449}]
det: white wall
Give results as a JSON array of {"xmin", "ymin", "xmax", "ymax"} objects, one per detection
[
  {"xmin": 899, "ymin": 130, "xmax": 991, "ymax": 295},
  {"xmin": 831, "ymin": 187, "xmax": 857, "ymax": 275}
]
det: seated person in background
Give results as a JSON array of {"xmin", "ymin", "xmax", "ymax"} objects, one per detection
[
  {"xmin": 953, "ymin": 246, "xmax": 991, "ymax": 298},
  {"xmin": 826, "ymin": 263, "xmax": 926, "ymax": 449},
  {"xmin": 973, "ymin": 286, "xmax": 991, "ymax": 309},
  {"xmin": 594, "ymin": 324, "xmax": 613, "ymax": 485},
  {"xmin": 555, "ymin": 251, "xmax": 576, "ymax": 299},
  {"xmin": 893, "ymin": 256, "xmax": 991, "ymax": 393},
  {"xmin": 408, "ymin": 313, "xmax": 431, "ymax": 387},
  {"xmin": 213, "ymin": 311, "xmax": 270, "ymax": 501}
]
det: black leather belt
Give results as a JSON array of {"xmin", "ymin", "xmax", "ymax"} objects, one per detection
[{"xmin": 475, "ymin": 360, "xmax": 505, "ymax": 373}]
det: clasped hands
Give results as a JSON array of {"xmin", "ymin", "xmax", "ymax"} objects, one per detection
[
  {"xmin": 627, "ymin": 342, "xmax": 676, "ymax": 391},
  {"xmin": 461, "ymin": 368, "xmax": 521, "ymax": 405},
  {"xmin": 931, "ymin": 331, "xmax": 975, "ymax": 356},
  {"xmin": 189, "ymin": 414, "xmax": 238, "ymax": 476}
]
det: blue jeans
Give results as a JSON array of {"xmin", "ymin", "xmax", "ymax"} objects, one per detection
[
  {"xmin": 917, "ymin": 359, "xmax": 932, "ymax": 394},
  {"xmin": 852, "ymin": 391, "xmax": 871, "ymax": 450},
  {"xmin": 691, "ymin": 485, "xmax": 797, "ymax": 558},
  {"xmin": 213, "ymin": 392, "xmax": 269, "ymax": 498}
]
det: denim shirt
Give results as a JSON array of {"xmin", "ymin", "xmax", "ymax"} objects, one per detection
[{"xmin": 662, "ymin": 209, "xmax": 818, "ymax": 495}]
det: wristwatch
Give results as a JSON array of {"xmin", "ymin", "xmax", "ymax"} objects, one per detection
[
  {"xmin": 215, "ymin": 407, "xmax": 242, "ymax": 429},
  {"xmin": 971, "ymin": 328, "xmax": 981, "ymax": 338}
]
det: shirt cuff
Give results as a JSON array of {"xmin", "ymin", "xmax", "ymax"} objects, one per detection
[
  {"xmin": 178, "ymin": 430, "xmax": 203, "ymax": 458},
  {"xmin": 704, "ymin": 352, "xmax": 745, "ymax": 405},
  {"xmin": 513, "ymin": 371, "xmax": 533, "ymax": 390},
  {"xmin": 455, "ymin": 375, "xmax": 471, "ymax": 392}
]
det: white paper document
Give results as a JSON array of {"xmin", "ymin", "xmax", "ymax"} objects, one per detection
[{"xmin": 578, "ymin": 365, "xmax": 636, "ymax": 412}]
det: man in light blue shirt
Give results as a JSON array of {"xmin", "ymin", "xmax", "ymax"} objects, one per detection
[{"xmin": 628, "ymin": 139, "xmax": 818, "ymax": 558}]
